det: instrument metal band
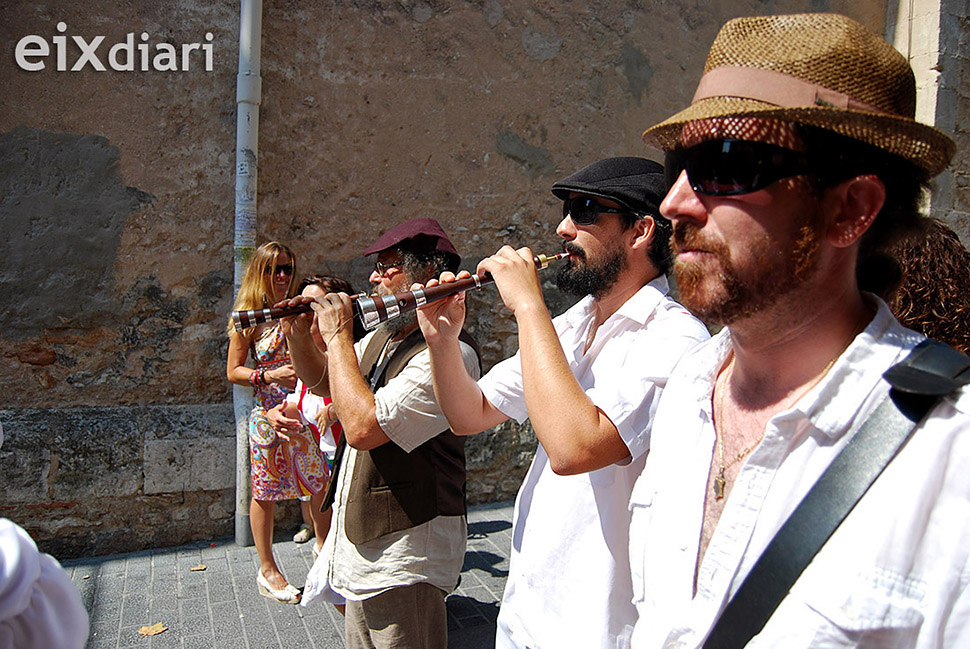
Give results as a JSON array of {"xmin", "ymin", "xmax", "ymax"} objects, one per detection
[
  {"xmin": 234, "ymin": 308, "xmax": 272, "ymax": 330},
  {"xmin": 382, "ymin": 295, "xmax": 401, "ymax": 322},
  {"xmin": 357, "ymin": 296, "xmax": 381, "ymax": 330},
  {"xmin": 412, "ymin": 288, "xmax": 427, "ymax": 308}
]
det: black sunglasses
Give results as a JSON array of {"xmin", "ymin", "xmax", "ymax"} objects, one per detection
[
  {"xmin": 265, "ymin": 263, "xmax": 294, "ymax": 275},
  {"xmin": 562, "ymin": 196, "xmax": 632, "ymax": 225},
  {"xmin": 664, "ymin": 139, "xmax": 816, "ymax": 196}
]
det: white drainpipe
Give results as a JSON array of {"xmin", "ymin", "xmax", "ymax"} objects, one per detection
[{"xmin": 233, "ymin": 0, "xmax": 262, "ymax": 547}]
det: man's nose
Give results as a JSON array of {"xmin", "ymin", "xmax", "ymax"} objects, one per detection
[{"xmin": 661, "ymin": 170, "xmax": 707, "ymax": 227}]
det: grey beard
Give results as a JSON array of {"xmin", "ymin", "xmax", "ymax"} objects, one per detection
[{"xmin": 376, "ymin": 308, "xmax": 418, "ymax": 336}]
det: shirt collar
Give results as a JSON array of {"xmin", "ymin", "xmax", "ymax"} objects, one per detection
[
  {"xmin": 690, "ymin": 297, "xmax": 925, "ymax": 442},
  {"xmin": 797, "ymin": 296, "xmax": 924, "ymax": 439},
  {"xmin": 620, "ymin": 274, "xmax": 670, "ymax": 325},
  {"xmin": 564, "ymin": 274, "xmax": 671, "ymax": 329}
]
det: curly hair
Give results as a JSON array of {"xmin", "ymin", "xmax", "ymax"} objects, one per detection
[
  {"xmin": 398, "ymin": 248, "xmax": 460, "ymax": 283},
  {"xmin": 886, "ymin": 218, "xmax": 970, "ymax": 354},
  {"xmin": 298, "ymin": 274, "xmax": 354, "ymax": 295}
]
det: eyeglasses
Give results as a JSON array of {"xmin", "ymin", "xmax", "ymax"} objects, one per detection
[
  {"xmin": 373, "ymin": 260, "xmax": 402, "ymax": 277},
  {"xmin": 561, "ymin": 196, "xmax": 631, "ymax": 225},
  {"xmin": 664, "ymin": 139, "xmax": 816, "ymax": 196},
  {"xmin": 264, "ymin": 264, "xmax": 294, "ymax": 276}
]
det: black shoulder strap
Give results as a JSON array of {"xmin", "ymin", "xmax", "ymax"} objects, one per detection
[{"xmin": 704, "ymin": 339, "xmax": 970, "ymax": 649}]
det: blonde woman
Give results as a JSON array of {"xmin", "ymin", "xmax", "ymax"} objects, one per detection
[{"xmin": 226, "ymin": 241, "xmax": 309, "ymax": 604}]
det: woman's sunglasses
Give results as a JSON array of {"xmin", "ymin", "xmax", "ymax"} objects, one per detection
[
  {"xmin": 664, "ymin": 139, "xmax": 816, "ymax": 196},
  {"xmin": 264, "ymin": 264, "xmax": 294, "ymax": 276},
  {"xmin": 562, "ymin": 196, "xmax": 632, "ymax": 225}
]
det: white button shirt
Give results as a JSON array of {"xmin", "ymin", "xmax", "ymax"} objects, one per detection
[
  {"xmin": 480, "ymin": 276, "xmax": 710, "ymax": 649},
  {"xmin": 629, "ymin": 298, "xmax": 970, "ymax": 649}
]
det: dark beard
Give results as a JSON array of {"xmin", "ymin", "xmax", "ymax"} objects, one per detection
[{"xmin": 555, "ymin": 241, "xmax": 624, "ymax": 299}]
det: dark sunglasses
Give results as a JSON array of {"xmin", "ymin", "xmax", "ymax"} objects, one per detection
[
  {"xmin": 562, "ymin": 196, "xmax": 631, "ymax": 225},
  {"xmin": 664, "ymin": 139, "xmax": 816, "ymax": 196},
  {"xmin": 265, "ymin": 263, "xmax": 294, "ymax": 275}
]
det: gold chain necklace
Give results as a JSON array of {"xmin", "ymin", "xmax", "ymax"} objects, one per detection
[
  {"xmin": 711, "ymin": 318, "xmax": 864, "ymax": 501},
  {"xmin": 712, "ymin": 361, "xmax": 765, "ymax": 501}
]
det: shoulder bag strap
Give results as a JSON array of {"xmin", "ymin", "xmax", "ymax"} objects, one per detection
[
  {"xmin": 321, "ymin": 330, "xmax": 391, "ymax": 510},
  {"xmin": 704, "ymin": 339, "xmax": 970, "ymax": 649}
]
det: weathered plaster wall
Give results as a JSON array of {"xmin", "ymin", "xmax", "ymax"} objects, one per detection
[
  {"xmin": 2, "ymin": 2, "xmax": 248, "ymax": 557},
  {"xmin": 938, "ymin": 1, "xmax": 970, "ymax": 240},
  {"xmin": 5, "ymin": 0, "xmax": 952, "ymax": 558},
  {"xmin": 887, "ymin": 0, "xmax": 970, "ymax": 242}
]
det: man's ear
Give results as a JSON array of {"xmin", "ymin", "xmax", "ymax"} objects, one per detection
[
  {"xmin": 630, "ymin": 215, "xmax": 655, "ymax": 250},
  {"xmin": 824, "ymin": 175, "xmax": 886, "ymax": 248}
]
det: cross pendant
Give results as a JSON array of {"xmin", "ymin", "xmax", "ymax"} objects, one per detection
[{"xmin": 714, "ymin": 468, "xmax": 726, "ymax": 501}]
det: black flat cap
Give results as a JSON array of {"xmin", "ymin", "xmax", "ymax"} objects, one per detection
[{"xmin": 551, "ymin": 157, "xmax": 665, "ymax": 217}]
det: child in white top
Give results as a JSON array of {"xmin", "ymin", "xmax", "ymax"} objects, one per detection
[{"xmin": 267, "ymin": 275, "xmax": 357, "ymax": 576}]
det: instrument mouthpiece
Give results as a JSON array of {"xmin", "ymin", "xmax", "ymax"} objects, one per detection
[{"xmin": 534, "ymin": 251, "xmax": 569, "ymax": 269}]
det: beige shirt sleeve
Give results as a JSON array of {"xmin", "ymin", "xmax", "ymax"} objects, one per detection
[{"xmin": 374, "ymin": 340, "xmax": 480, "ymax": 453}]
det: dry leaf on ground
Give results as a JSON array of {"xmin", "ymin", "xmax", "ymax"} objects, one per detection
[{"xmin": 138, "ymin": 623, "xmax": 167, "ymax": 636}]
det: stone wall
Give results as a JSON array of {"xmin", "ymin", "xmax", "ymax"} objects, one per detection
[
  {"xmin": 0, "ymin": 396, "xmax": 533, "ymax": 558},
  {"xmin": 7, "ymin": 0, "xmax": 960, "ymax": 558},
  {"xmin": 938, "ymin": 0, "xmax": 970, "ymax": 239},
  {"xmin": 0, "ymin": 405, "xmax": 237, "ymax": 557},
  {"xmin": 886, "ymin": 0, "xmax": 970, "ymax": 240}
]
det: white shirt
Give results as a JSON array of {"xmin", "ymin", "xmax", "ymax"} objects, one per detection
[
  {"xmin": 284, "ymin": 380, "xmax": 338, "ymax": 457},
  {"xmin": 629, "ymin": 298, "xmax": 970, "ymax": 649},
  {"xmin": 479, "ymin": 276, "xmax": 710, "ymax": 649},
  {"xmin": 324, "ymin": 330, "xmax": 480, "ymax": 601},
  {"xmin": 0, "ymin": 519, "xmax": 89, "ymax": 649}
]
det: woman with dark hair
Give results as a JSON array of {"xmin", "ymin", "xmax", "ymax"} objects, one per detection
[{"xmin": 267, "ymin": 276, "xmax": 361, "ymax": 557}]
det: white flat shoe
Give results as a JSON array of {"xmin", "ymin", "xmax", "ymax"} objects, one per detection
[
  {"xmin": 293, "ymin": 524, "xmax": 313, "ymax": 544},
  {"xmin": 257, "ymin": 570, "xmax": 301, "ymax": 604}
]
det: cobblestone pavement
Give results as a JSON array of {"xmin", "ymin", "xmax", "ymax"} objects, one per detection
[{"xmin": 65, "ymin": 501, "xmax": 514, "ymax": 649}]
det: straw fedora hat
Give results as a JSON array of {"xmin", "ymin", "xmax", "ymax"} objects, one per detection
[{"xmin": 643, "ymin": 13, "xmax": 955, "ymax": 176}]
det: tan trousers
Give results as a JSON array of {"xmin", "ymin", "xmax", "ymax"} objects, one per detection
[{"xmin": 344, "ymin": 582, "xmax": 447, "ymax": 649}]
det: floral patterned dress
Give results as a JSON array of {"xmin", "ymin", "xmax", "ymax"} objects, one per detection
[{"xmin": 248, "ymin": 323, "xmax": 329, "ymax": 501}]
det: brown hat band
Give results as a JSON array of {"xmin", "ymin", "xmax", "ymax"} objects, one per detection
[{"xmin": 691, "ymin": 66, "xmax": 892, "ymax": 116}]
